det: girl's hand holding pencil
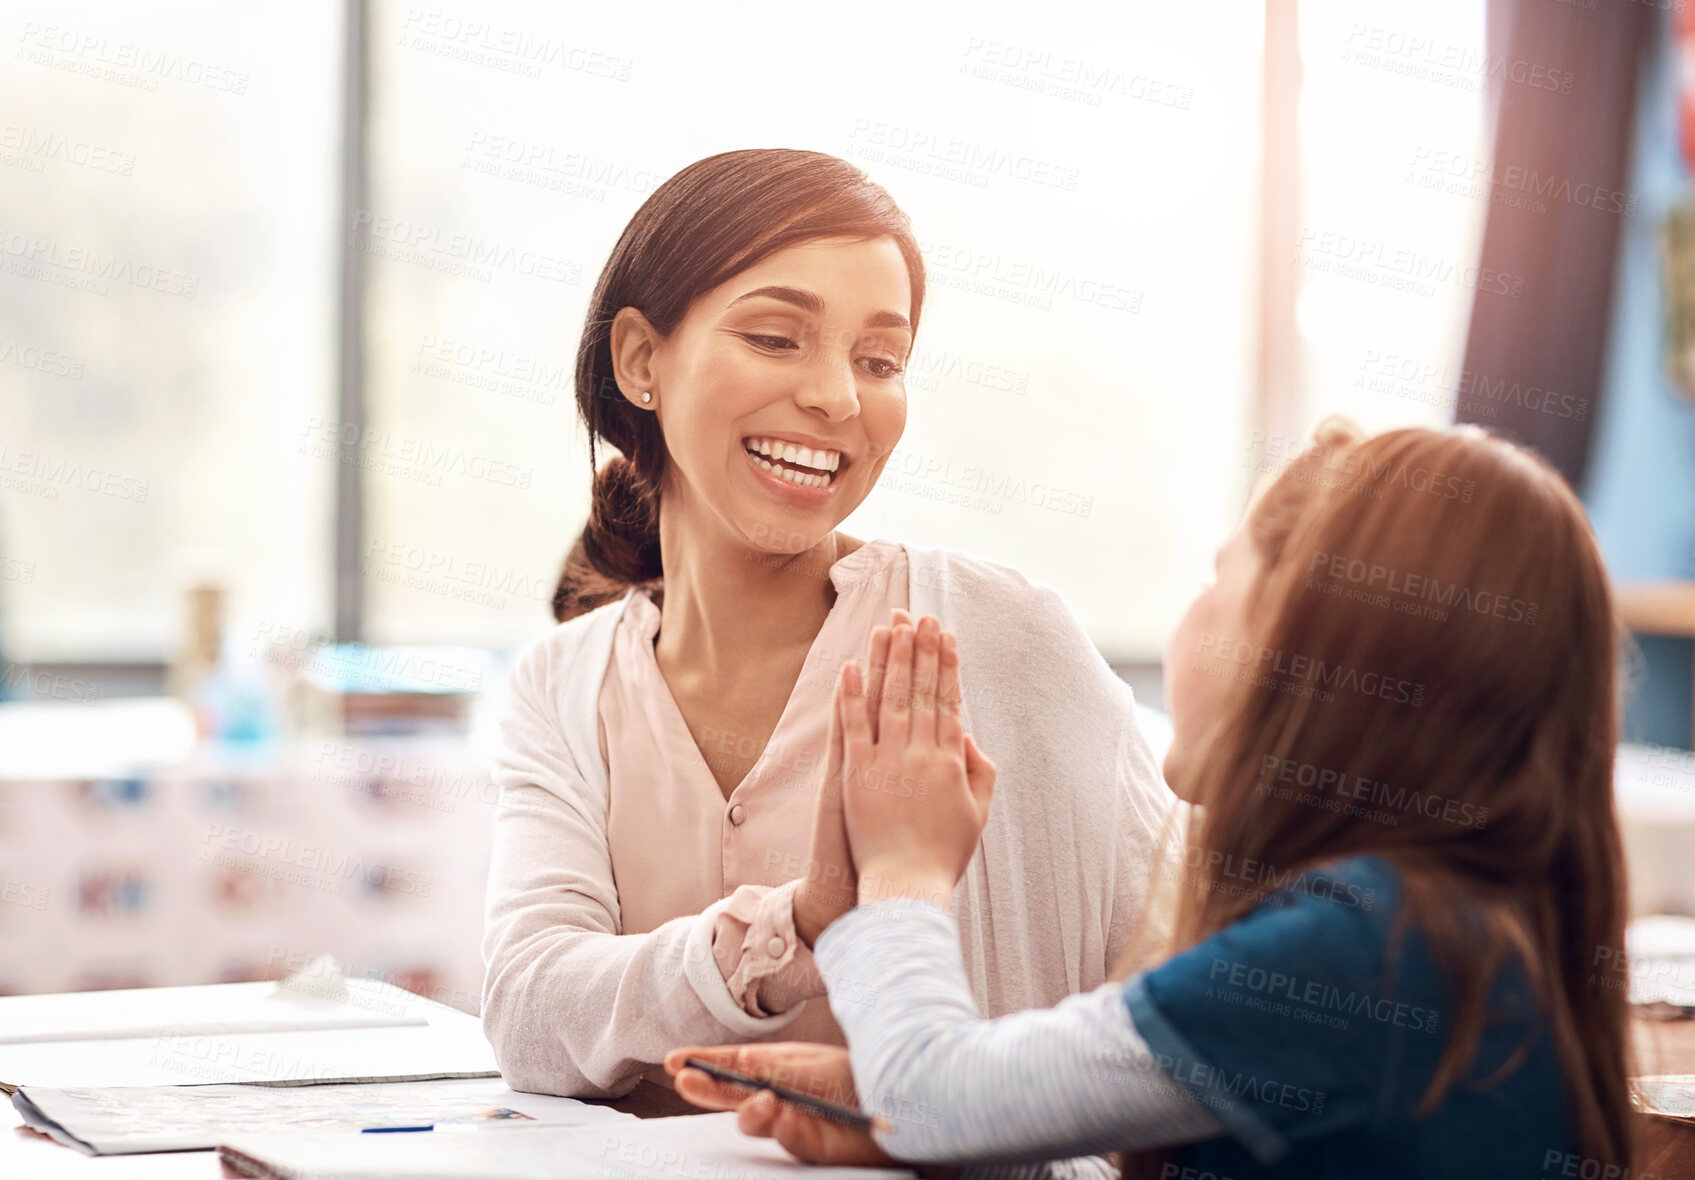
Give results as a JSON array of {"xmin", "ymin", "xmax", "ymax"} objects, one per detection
[{"xmin": 663, "ymin": 1043, "xmax": 896, "ymax": 1166}]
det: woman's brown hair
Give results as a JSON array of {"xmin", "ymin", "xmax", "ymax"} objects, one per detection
[
  {"xmin": 1125, "ymin": 419, "xmax": 1633, "ymax": 1173},
  {"xmin": 550, "ymin": 148, "xmax": 926, "ymax": 622}
]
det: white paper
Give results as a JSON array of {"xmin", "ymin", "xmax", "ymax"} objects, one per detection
[
  {"xmin": 18, "ymin": 1077, "xmax": 634, "ymax": 1154},
  {"xmin": 219, "ymin": 1111, "xmax": 917, "ymax": 1180},
  {"xmin": 0, "ymin": 979, "xmax": 430, "ymax": 1046},
  {"xmin": 0, "ymin": 1022, "xmax": 497, "ymax": 1089}
]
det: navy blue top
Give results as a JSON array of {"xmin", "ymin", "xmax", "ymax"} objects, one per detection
[{"xmin": 1124, "ymin": 855, "xmax": 1573, "ymax": 1177}]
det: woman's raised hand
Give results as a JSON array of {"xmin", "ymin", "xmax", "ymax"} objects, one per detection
[{"xmin": 837, "ymin": 614, "xmax": 996, "ymax": 908}]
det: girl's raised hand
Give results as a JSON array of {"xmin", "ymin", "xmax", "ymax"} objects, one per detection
[
  {"xmin": 792, "ymin": 611, "xmax": 908, "ymax": 946},
  {"xmin": 836, "ymin": 615, "xmax": 996, "ymax": 908}
]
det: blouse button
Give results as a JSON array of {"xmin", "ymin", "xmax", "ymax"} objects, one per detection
[
  {"xmin": 728, "ymin": 803, "xmax": 746, "ymax": 826},
  {"xmin": 766, "ymin": 935, "xmax": 786, "ymax": 958}
]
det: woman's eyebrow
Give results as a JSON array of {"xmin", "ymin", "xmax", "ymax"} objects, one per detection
[
  {"xmin": 726, "ymin": 285, "xmax": 824, "ymax": 315},
  {"xmin": 725, "ymin": 285, "xmax": 911, "ymax": 333}
]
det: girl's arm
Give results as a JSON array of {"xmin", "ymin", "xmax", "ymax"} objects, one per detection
[{"xmin": 816, "ymin": 898, "xmax": 1222, "ymax": 1164}]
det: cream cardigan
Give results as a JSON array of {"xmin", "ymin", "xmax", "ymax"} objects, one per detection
[{"xmin": 480, "ymin": 541, "xmax": 1176, "ymax": 1098}]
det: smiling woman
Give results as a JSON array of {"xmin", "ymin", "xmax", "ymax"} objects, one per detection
[{"xmin": 479, "ymin": 155, "xmax": 1177, "ymax": 1165}]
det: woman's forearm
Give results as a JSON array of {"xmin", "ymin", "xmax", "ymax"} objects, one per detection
[{"xmin": 814, "ymin": 900, "xmax": 1223, "ymax": 1164}]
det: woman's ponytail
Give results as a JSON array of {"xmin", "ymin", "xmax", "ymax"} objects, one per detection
[{"xmin": 552, "ymin": 455, "xmax": 662, "ymax": 622}]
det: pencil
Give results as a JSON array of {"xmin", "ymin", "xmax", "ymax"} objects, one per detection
[{"xmin": 681, "ymin": 1057, "xmax": 894, "ymax": 1134}]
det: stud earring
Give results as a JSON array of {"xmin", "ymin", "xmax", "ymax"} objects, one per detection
[{"xmin": 641, "ymin": 391, "xmax": 652, "ymax": 403}]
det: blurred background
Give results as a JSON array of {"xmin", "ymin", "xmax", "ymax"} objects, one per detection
[{"xmin": 0, "ymin": 0, "xmax": 1691, "ymax": 1008}]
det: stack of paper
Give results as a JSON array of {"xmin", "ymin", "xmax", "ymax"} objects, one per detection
[
  {"xmin": 13, "ymin": 1077, "xmax": 632, "ymax": 1155},
  {"xmin": 0, "ymin": 976, "xmax": 498, "ymax": 1091},
  {"xmin": 219, "ymin": 1111, "xmax": 916, "ymax": 1180}
]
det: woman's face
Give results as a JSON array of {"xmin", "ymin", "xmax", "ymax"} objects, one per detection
[
  {"xmin": 644, "ymin": 235, "xmax": 913, "ymax": 556},
  {"xmin": 1161, "ymin": 525, "xmax": 1262, "ymax": 801}
]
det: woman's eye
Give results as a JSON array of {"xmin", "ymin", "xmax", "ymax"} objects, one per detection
[
  {"xmin": 860, "ymin": 356, "xmax": 904, "ymax": 379},
  {"xmin": 744, "ymin": 333, "xmax": 799, "ymax": 351}
]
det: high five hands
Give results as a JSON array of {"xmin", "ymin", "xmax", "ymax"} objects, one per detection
[
  {"xmin": 792, "ymin": 609, "xmax": 998, "ymax": 944},
  {"xmin": 668, "ymin": 610, "xmax": 997, "ymax": 1166}
]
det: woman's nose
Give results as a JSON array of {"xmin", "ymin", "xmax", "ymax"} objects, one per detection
[{"xmin": 795, "ymin": 355, "xmax": 860, "ymax": 421}]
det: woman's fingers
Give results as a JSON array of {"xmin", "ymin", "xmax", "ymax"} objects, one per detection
[
  {"xmin": 838, "ymin": 662, "xmax": 873, "ymax": 758},
  {"xmin": 862, "ymin": 625, "xmax": 892, "ymax": 742},
  {"xmin": 936, "ymin": 631, "xmax": 964, "ymax": 752},
  {"xmin": 879, "ymin": 624, "xmax": 914, "ymax": 748},
  {"xmin": 908, "ymin": 616, "xmax": 941, "ymax": 748},
  {"xmin": 963, "ymin": 732, "xmax": 997, "ymax": 819}
]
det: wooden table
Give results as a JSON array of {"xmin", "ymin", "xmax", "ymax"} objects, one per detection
[{"xmin": 1633, "ymin": 1015, "xmax": 1695, "ymax": 1172}]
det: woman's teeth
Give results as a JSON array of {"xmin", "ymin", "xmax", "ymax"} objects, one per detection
[{"xmin": 744, "ymin": 437, "xmax": 840, "ymax": 489}]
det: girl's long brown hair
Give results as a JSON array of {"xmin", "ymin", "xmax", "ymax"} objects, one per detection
[{"xmin": 1124, "ymin": 419, "xmax": 1633, "ymax": 1173}]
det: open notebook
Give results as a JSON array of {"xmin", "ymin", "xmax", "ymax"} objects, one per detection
[{"xmin": 218, "ymin": 1111, "xmax": 917, "ymax": 1180}]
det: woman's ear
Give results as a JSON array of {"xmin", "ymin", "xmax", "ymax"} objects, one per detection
[{"xmin": 608, "ymin": 306, "xmax": 662, "ymax": 409}]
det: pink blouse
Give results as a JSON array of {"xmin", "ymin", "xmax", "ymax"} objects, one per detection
[{"xmin": 594, "ymin": 538, "xmax": 910, "ymax": 1049}]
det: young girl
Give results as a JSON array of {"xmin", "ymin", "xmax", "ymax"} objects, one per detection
[{"xmin": 668, "ymin": 419, "xmax": 1636, "ymax": 1177}]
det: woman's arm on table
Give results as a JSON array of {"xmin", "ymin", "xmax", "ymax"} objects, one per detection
[{"xmin": 481, "ymin": 638, "xmax": 824, "ymax": 1098}]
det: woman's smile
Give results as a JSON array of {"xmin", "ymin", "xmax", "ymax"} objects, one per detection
[{"xmin": 741, "ymin": 433, "xmax": 846, "ymax": 502}]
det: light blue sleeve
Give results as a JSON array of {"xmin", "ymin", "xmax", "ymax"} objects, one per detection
[{"xmin": 816, "ymin": 899, "xmax": 1223, "ymax": 1166}]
